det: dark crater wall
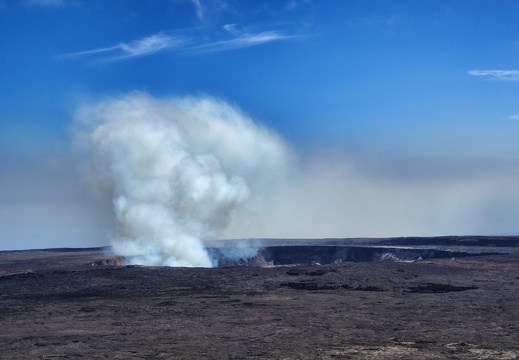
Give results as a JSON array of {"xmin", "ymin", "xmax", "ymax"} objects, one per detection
[
  {"xmin": 261, "ymin": 245, "xmax": 476, "ymax": 265},
  {"xmin": 209, "ymin": 236, "xmax": 519, "ymax": 267},
  {"xmin": 210, "ymin": 245, "xmax": 498, "ymax": 267},
  {"xmin": 373, "ymin": 235, "xmax": 519, "ymax": 247}
]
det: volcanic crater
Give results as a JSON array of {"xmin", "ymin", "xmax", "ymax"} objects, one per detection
[{"xmin": 1, "ymin": 236, "xmax": 518, "ymax": 359}]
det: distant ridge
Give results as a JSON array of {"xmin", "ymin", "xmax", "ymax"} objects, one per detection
[
  {"xmin": 208, "ymin": 235, "xmax": 519, "ymax": 248},
  {"xmin": 0, "ymin": 246, "xmax": 110, "ymax": 254},
  {"xmin": 2, "ymin": 235, "xmax": 519, "ymax": 254}
]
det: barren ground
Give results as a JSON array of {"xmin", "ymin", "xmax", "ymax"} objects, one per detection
[{"xmin": 0, "ymin": 246, "xmax": 518, "ymax": 359}]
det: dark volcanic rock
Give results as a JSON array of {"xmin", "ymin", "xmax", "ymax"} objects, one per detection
[
  {"xmin": 217, "ymin": 253, "xmax": 273, "ymax": 267},
  {"xmin": 407, "ymin": 283, "xmax": 479, "ymax": 293},
  {"xmin": 204, "ymin": 235, "xmax": 519, "ymax": 268},
  {"xmin": 280, "ymin": 281, "xmax": 342, "ymax": 291},
  {"xmin": 85, "ymin": 257, "xmax": 125, "ymax": 267},
  {"xmin": 0, "ymin": 243, "xmax": 518, "ymax": 359},
  {"xmin": 374, "ymin": 235, "xmax": 519, "ymax": 247}
]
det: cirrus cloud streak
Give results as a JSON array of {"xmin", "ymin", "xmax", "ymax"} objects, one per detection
[
  {"xmin": 61, "ymin": 26, "xmax": 296, "ymax": 62},
  {"xmin": 468, "ymin": 69, "xmax": 519, "ymax": 81},
  {"xmin": 61, "ymin": 33, "xmax": 184, "ymax": 62}
]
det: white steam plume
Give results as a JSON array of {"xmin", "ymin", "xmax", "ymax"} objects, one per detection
[
  {"xmin": 74, "ymin": 92, "xmax": 293, "ymax": 267},
  {"xmin": 75, "ymin": 92, "xmax": 519, "ymax": 267}
]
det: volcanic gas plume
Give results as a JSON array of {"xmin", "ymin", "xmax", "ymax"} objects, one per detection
[
  {"xmin": 74, "ymin": 92, "xmax": 519, "ymax": 267},
  {"xmin": 74, "ymin": 92, "xmax": 293, "ymax": 267}
]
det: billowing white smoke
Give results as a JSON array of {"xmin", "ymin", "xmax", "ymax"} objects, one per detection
[
  {"xmin": 74, "ymin": 92, "xmax": 293, "ymax": 267},
  {"xmin": 75, "ymin": 92, "xmax": 519, "ymax": 267}
]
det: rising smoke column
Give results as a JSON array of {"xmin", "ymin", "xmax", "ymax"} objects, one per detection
[
  {"xmin": 74, "ymin": 92, "xmax": 293, "ymax": 267},
  {"xmin": 74, "ymin": 92, "xmax": 519, "ymax": 266}
]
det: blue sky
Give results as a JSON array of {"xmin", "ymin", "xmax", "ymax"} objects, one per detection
[{"xmin": 2, "ymin": 0, "xmax": 519, "ymax": 250}]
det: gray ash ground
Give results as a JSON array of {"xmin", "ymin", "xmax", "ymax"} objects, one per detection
[{"xmin": 1, "ymin": 237, "xmax": 518, "ymax": 359}]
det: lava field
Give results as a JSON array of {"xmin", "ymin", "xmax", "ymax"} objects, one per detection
[{"xmin": 1, "ymin": 236, "xmax": 518, "ymax": 359}]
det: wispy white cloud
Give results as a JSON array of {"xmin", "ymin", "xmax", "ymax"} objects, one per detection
[
  {"xmin": 190, "ymin": 0, "xmax": 230, "ymax": 24},
  {"xmin": 286, "ymin": 0, "xmax": 298, "ymax": 11},
  {"xmin": 468, "ymin": 70, "xmax": 519, "ymax": 81},
  {"xmin": 194, "ymin": 23, "xmax": 296, "ymax": 53},
  {"xmin": 230, "ymin": 31, "xmax": 294, "ymax": 47},
  {"xmin": 193, "ymin": 30, "xmax": 294, "ymax": 53},
  {"xmin": 119, "ymin": 33, "xmax": 178, "ymax": 57},
  {"xmin": 62, "ymin": 33, "xmax": 184, "ymax": 62},
  {"xmin": 285, "ymin": 0, "xmax": 311, "ymax": 11},
  {"xmin": 507, "ymin": 114, "xmax": 519, "ymax": 120},
  {"xmin": 223, "ymin": 23, "xmax": 240, "ymax": 35},
  {"xmin": 62, "ymin": 26, "xmax": 297, "ymax": 62},
  {"xmin": 191, "ymin": 0, "xmax": 204, "ymax": 21}
]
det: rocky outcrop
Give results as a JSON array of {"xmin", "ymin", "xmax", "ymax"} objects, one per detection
[{"xmin": 85, "ymin": 257, "xmax": 125, "ymax": 267}]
